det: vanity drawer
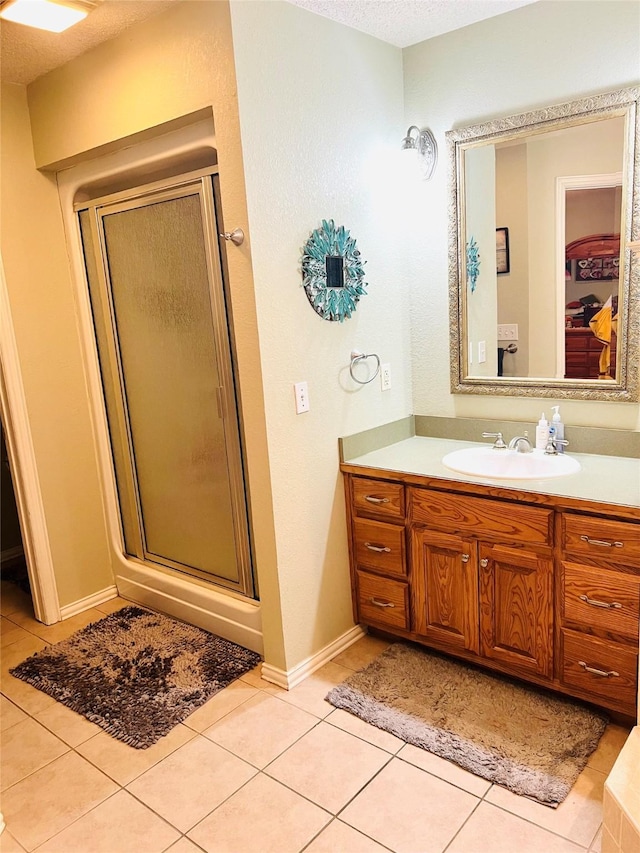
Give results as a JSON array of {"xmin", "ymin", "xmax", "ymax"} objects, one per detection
[
  {"xmin": 562, "ymin": 514, "xmax": 640, "ymax": 568},
  {"xmin": 563, "ymin": 562, "xmax": 640, "ymax": 642},
  {"xmin": 560, "ymin": 628, "xmax": 637, "ymax": 711},
  {"xmin": 356, "ymin": 571, "xmax": 409, "ymax": 630},
  {"xmin": 352, "ymin": 478, "xmax": 405, "ymax": 523},
  {"xmin": 354, "ymin": 518, "xmax": 406, "ymax": 577},
  {"xmin": 409, "ymin": 488, "xmax": 552, "ymax": 547}
]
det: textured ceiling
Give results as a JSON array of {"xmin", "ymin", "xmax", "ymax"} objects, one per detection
[
  {"xmin": 1, "ymin": 0, "xmax": 539, "ymax": 86},
  {"xmin": 286, "ymin": 0, "xmax": 538, "ymax": 48},
  {"xmin": 1, "ymin": 0, "xmax": 175, "ymax": 85}
]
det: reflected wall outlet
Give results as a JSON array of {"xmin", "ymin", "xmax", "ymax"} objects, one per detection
[
  {"xmin": 497, "ymin": 323, "xmax": 519, "ymax": 341},
  {"xmin": 478, "ymin": 341, "xmax": 486, "ymax": 363},
  {"xmin": 294, "ymin": 381, "xmax": 309, "ymax": 414},
  {"xmin": 381, "ymin": 363, "xmax": 391, "ymax": 391}
]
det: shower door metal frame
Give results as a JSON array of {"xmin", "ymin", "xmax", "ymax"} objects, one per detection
[{"xmin": 75, "ymin": 170, "xmax": 254, "ymax": 598}]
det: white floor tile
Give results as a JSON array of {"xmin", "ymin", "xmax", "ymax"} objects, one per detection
[
  {"xmin": 304, "ymin": 818, "xmax": 389, "ymax": 852},
  {"xmin": 1, "ymin": 751, "xmax": 119, "ymax": 851},
  {"xmin": 265, "ymin": 721, "xmax": 390, "ymax": 814},
  {"xmin": 398, "ymin": 743, "xmax": 492, "ymax": 797},
  {"xmin": 126, "ymin": 735, "xmax": 256, "ymax": 832},
  {"xmin": 188, "ymin": 772, "xmax": 330, "ymax": 852},
  {"xmin": 485, "ymin": 766, "xmax": 606, "ymax": 848},
  {"xmin": 203, "ymin": 691, "xmax": 318, "ymax": 767},
  {"xmin": 340, "ymin": 756, "xmax": 479, "ymax": 853},
  {"xmin": 35, "ymin": 790, "xmax": 180, "ymax": 852}
]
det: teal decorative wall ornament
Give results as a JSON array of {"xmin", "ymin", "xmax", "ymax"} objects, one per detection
[
  {"xmin": 466, "ymin": 236, "xmax": 481, "ymax": 293},
  {"xmin": 301, "ymin": 219, "xmax": 367, "ymax": 321}
]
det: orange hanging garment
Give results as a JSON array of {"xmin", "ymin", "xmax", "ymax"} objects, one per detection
[{"xmin": 589, "ymin": 298, "xmax": 617, "ymax": 379}]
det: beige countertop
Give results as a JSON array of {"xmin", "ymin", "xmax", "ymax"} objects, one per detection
[{"xmin": 341, "ymin": 435, "xmax": 640, "ymax": 509}]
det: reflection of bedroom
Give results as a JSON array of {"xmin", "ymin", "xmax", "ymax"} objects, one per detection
[
  {"xmin": 564, "ymin": 186, "xmax": 621, "ymax": 327},
  {"xmin": 564, "ymin": 223, "xmax": 619, "ymax": 380}
]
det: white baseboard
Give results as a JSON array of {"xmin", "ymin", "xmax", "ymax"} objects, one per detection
[
  {"xmin": 261, "ymin": 624, "xmax": 366, "ymax": 690},
  {"xmin": 60, "ymin": 585, "xmax": 118, "ymax": 620}
]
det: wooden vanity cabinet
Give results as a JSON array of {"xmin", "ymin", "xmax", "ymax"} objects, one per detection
[
  {"xmin": 342, "ymin": 469, "xmax": 640, "ymax": 717},
  {"xmin": 347, "ymin": 477, "xmax": 410, "ymax": 633},
  {"xmin": 409, "ymin": 488, "xmax": 554, "ymax": 680},
  {"xmin": 410, "ymin": 527, "xmax": 479, "ymax": 654},
  {"xmin": 479, "ymin": 543, "xmax": 553, "ymax": 680},
  {"xmin": 558, "ymin": 512, "xmax": 640, "ymax": 715}
]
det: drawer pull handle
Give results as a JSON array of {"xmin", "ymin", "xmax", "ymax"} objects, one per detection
[
  {"xmin": 579, "ymin": 594, "xmax": 623, "ymax": 610},
  {"xmin": 364, "ymin": 542, "xmax": 391, "ymax": 553},
  {"xmin": 578, "ymin": 661, "xmax": 620, "ymax": 678},
  {"xmin": 461, "ymin": 553, "xmax": 470, "ymax": 563},
  {"xmin": 580, "ymin": 535, "xmax": 623, "ymax": 549},
  {"xmin": 370, "ymin": 598, "xmax": 395, "ymax": 608},
  {"xmin": 480, "ymin": 558, "xmax": 489, "ymax": 568},
  {"xmin": 364, "ymin": 495, "xmax": 390, "ymax": 505}
]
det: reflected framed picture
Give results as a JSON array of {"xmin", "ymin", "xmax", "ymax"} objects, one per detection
[
  {"xmin": 496, "ymin": 227, "xmax": 510, "ymax": 275},
  {"xmin": 577, "ymin": 256, "xmax": 620, "ymax": 280}
]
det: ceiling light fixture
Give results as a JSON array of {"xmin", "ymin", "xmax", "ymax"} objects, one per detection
[
  {"xmin": 401, "ymin": 125, "xmax": 438, "ymax": 180},
  {"xmin": 0, "ymin": 0, "xmax": 96, "ymax": 33}
]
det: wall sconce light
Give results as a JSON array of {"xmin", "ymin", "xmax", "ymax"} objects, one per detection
[
  {"xmin": 0, "ymin": 0, "xmax": 97, "ymax": 33},
  {"xmin": 401, "ymin": 125, "xmax": 437, "ymax": 180}
]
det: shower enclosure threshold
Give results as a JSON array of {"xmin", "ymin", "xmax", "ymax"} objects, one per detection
[{"xmin": 115, "ymin": 559, "xmax": 263, "ymax": 655}]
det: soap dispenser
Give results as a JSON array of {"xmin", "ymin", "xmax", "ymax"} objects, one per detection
[
  {"xmin": 535, "ymin": 413, "xmax": 549, "ymax": 450},
  {"xmin": 551, "ymin": 406, "xmax": 565, "ymax": 453}
]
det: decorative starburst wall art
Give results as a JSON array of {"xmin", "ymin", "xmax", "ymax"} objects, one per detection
[
  {"xmin": 466, "ymin": 236, "xmax": 481, "ymax": 293},
  {"xmin": 301, "ymin": 219, "xmax": 368, "ymax": 321}
]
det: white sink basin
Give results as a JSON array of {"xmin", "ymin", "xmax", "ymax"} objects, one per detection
[{"xmin": 442, "ymin": 446, "xmax": 581, "ymax": 480}]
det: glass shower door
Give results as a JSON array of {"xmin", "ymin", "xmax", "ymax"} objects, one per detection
[{"xmin": 78, "ymin": 176, "xmax": 253, "ymax": 596}]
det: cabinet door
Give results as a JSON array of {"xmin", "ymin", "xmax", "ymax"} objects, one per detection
[
  {"xmin": 411, "ymin": 528, "xmax": 479, "ymax": 653},
  {"xmin": 479, "ymin": 543, "xmax": 553, "ymax": 679}
]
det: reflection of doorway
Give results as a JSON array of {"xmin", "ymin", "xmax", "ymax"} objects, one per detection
[{"xmin": 555, "ymin": 173, "xmax": 622, "ymax": 378}]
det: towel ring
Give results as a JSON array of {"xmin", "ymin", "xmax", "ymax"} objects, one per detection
[{"xmin": 349, "ymin": 350, "xmax": 381, "ymax": 385}]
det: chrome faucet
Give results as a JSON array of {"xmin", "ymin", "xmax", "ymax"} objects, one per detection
[
  {"xmin": 482, "ymin": 431, "xmax": 507, "ymax": 449},
  {"xmin": 544, "ymin": 437, "xmax": 569, "ymax": 455},
  {"xmin": 508, "ymin": 434, "xmax": 533, "ymax": 453}
]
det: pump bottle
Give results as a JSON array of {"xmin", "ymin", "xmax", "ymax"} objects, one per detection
[
  {"xmin": 535, "ymin": 413, "xmax": 549, "ymax": 450},
  {"xmin": 551, "ymin": 406, "xmax": 565, "ymax": 453}
]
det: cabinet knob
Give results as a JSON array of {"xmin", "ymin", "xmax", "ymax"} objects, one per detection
[
  {"xmin": 370, "ymin": 598, "xmax": 395, "ymax": 608},
  {"xmin": 461, "ymin": 553, "xmax": 470, "ymax": 563},
  {"xmin": 480, "ymin": 558, "xmax": 489, "ymax": 568},
  {"xmin": 364, "ymin": 495, "xmax": 390, "ymax": 505}
]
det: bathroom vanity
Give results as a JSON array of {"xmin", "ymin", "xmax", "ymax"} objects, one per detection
[{"xmin": 341, "ymin": 436, "xmax": 640, "ymax": 718}]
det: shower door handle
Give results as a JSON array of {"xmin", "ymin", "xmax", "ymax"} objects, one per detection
[{"xmin": 220, "ymin": 228, "xmax": 245, "ymax": 246}]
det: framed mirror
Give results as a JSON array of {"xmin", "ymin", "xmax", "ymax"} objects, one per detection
[{"xmin": 447, "ymin": 88, "xmax": 639, "ymax": 401}]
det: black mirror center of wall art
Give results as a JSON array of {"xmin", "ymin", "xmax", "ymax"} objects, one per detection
[{"xmin": 326, "ymin": 255, "xmax": 345, "ymax": 288}]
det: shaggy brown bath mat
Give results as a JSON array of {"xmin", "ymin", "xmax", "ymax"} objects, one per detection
[
  {"xmin": 326, "ymin": 643, "xmax": 608, "ymax": 806},
  {"xmin": 10, "ymin": 605, "xmax": 261, "ymax": 748}
]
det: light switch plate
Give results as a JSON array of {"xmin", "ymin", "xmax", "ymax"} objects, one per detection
[
  {"xmin": 294, "ymin": 381, "xmax": 309, "ymax": 414},
  {"xmin": 497, "ymin": 324, "xmax": 519, "ymax": 341}
]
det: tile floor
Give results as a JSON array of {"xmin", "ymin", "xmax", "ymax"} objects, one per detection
[{"xmin": 0, "ymin": 580, "xmax": 631, "ymax": 853}]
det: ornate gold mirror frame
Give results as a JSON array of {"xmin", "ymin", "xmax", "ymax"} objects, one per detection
[{"xmin": 447, "ymin": 88, "xmax": 639, "ymax": 401}]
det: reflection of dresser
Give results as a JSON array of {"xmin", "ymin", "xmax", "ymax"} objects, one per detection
[{"xmin": 565, "ymin": 327, "xmax": 617, "ymax": 379}]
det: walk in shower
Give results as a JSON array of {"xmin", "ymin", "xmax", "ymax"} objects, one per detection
[{"xmin": 77, "ymin": 171, "xmax": 255, "ymax": 601}]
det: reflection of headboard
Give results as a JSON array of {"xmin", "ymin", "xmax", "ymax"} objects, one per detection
[{"xmin": 565, "ymin": 233, "xmax": 620, "ymax": 259}]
